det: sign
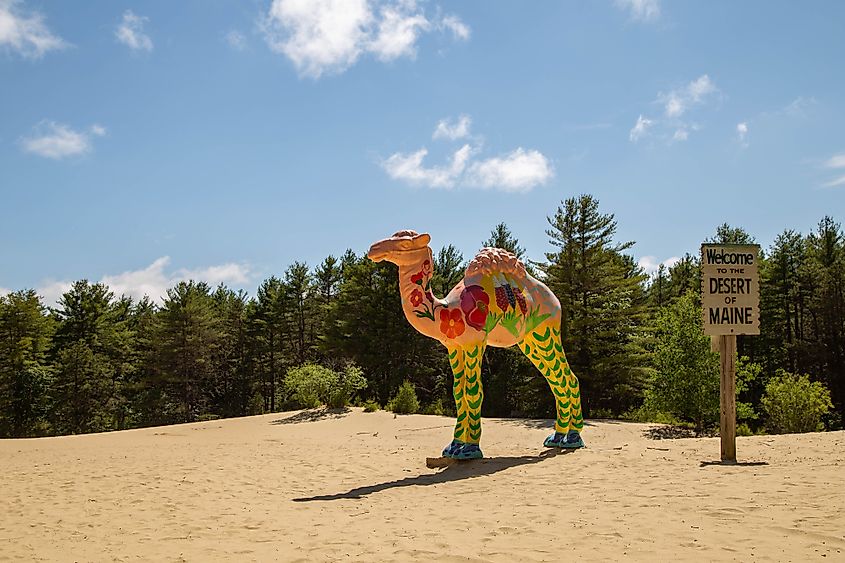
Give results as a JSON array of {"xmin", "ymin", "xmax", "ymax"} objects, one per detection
[{"xmin": 701, "ymin": 244, "xmax": 760, "ymax": 336}]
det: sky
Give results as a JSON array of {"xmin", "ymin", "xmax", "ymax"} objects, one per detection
[{"xmin": 1, "ymin": 0, "xmax": 844, "ymax": 305}]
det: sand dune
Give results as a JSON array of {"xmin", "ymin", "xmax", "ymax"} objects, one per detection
[{"xmin": 1, "ymin": 409, "xmax": 843, "ymax": 561}]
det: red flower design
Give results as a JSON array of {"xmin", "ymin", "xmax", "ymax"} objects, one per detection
[
  {"xmin": 422, "ymin": 260, "xmax": 432, "ymax": 276},
  {"xmin": 410, "ymin": 271, "xmax": 424, "ymax": 285},
  {"xmin": 439, "ymin": 308, "xmax": 465, "ymax": 339},
  {"xmin": 410, "ymin": 289, "xmax": 423, "ymax": 307},
  {"xmin": 460, "ymin": 285, "xmax": 490, "ymax": 331}
]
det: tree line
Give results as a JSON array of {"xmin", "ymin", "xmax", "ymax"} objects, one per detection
[{"xmin": 1, "ymin": 195, "xmax": 842, "ymax": 437}]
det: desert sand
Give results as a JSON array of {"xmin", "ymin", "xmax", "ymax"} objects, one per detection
[{"xmin": 1, "ymin": 409, "xmax": 843, "ymax": 562}]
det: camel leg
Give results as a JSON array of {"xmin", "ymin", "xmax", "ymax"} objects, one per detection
[
  {"xmin": 442, "ymin": 342, "xmax": 485, "ymax": 459},
  {"xmin": 521, "ymin": 323, "xmax": 584, "ymax": 449}
]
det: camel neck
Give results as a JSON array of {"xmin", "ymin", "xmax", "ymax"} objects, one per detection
[{"xmin": 397, "ymin": 249, "xmax": 445, "ymax": 341}]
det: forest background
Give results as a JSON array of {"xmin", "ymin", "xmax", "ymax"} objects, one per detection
[{"xmin": 1, "ymin": 194, "xmax": 841, "ymax": 438}]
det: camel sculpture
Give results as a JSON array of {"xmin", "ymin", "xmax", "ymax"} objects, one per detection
[{"xmin": 368, "ymin": 230, "xmax": 584, "ymax": 460}]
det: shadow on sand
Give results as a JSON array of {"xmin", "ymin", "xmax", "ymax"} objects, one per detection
[
  {"xmin": 644, "ymin": 426, "xmax": 698, "ymax": 440},
  {"xmin": 700, "ymin": 460, "xmax": 769, "ymax": 467},
  {"xmin": 293, "ymin": 448, "xmax": 577, "ymax": 502},
  {"xmin": 270, "ymin": 408, "xmax": 351, "ymax": 425},
  {"xmin": 493, "ymin": 418, "xmax": 598, "ymax": 431}
]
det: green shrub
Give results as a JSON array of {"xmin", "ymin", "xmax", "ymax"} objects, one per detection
[
  {"xmin": 387, "ymin": 381, "xmax": 420, "ymax": 414},
  {"xmin": 248, "ymin": 391, "xmax": 265, "ymax": 415},
  {"xmin": 761, "ymin": 371, "xmax": 833, "ymax": 434},
  {"xmin": 736, "ymin": 423, "xmax": 755, "ymax": 437},
  {"xmin": 362, "ymin": 399, "xmax": 380, "ymax": 413},
  {"xmin": 327, "ymin": 364, "xmax": 368, "ymax": 408},
  {"xmin": 422, "ymin": 399, "xmax": 446, "ymax": 416},
  {"xmin": 284, "ymin": 363, "xmax": 368, "ymax": 409},
  {"xmin": 590, "ymin": 407, "xmax": 614, "ymax": 420}
]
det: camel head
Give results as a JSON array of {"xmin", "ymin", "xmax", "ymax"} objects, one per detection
[{"xmin": 367, "ymin": 230, "xmax": 432, "ymax": 266}]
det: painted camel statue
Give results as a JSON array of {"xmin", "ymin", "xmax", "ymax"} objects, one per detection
[{"xmin": 368, "ymin": 230, "xmax": 584, "ymax": 460}]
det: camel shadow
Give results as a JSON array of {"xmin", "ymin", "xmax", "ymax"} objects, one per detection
[
  {"xmin": 293, "ymin": 448, "xmax": 576, "ymax": 502},
  {"xmin": 270, "ymin": 407, "xmax": 351, "ymax": 425}
]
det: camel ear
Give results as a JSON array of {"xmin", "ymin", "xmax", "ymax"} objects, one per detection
[{"xmin": 414, "ymin": 233, "xmax": 431, "ymax": 248}]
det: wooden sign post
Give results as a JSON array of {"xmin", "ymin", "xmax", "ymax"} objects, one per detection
[{"xmin": 701, "ymin": 244, "xmax": 760, "ymax": 463}]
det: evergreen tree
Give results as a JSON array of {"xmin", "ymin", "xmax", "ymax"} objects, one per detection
[
  {"xmin": 284, "ymin": 262, "xmax": 314, "ymax": 366},
  {"xmin": 51, "ymin": 281, "xmax": 130, "ymax": 434},
  {"xmin": 251, "ymin": 277, "xmax": 287, "ymax": 411},
  {"xmin": 0, "ymin": 290, "xmax": 54, "ymax": 437},
  {"xmin": 542, "ymin": 195, "xmax": 649, "ymax": 415},
  {"xmin": 431, "ymin": 244, "xmax": 464, "ymax": 298},
  {"xmin": 154, "ymin": 281, "xmax": 222, "ymax": 422}
]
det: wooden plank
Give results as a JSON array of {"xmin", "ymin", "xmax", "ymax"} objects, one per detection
[{"xmin": 719, "ymin": 334, "xmax": 737, "ymax": 463}]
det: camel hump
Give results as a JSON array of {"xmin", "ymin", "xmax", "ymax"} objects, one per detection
[{"xmin": 465, "ymin": 247, "xmax": 527, "ymax": 279}]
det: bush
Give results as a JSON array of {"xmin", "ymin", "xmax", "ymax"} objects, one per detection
[
  {"xmin": 248, "ymin": 391, "xmax": 265, "ymax": 415},
  {"xmin": 387, "ymin": 381, "xmax": 420, "ymax": 414},
  {"xmin": 284, "ymin": 363, "xmax": 368, "ymax": 409},
  {"xmin": 761, "ymin": 371, "xmax": 833, "ymax": 434},
  {"xmin": 422, "ymin": 399, "xmax": 446, "ymax": 416},
  {"xmin": 327, "ymin": 364, "xmax": 368, "ymax": 408},
  {"xmin": 362, "ymin": 399, "xmax": 380, "ymax": 413}
]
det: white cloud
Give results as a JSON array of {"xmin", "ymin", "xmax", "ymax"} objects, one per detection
[
  {"xmin": 382, "ymin": 115, "xmax": 553, "ymax": 192},
  {"xmin": 822, "ymin": 153, "xmax": 845, "ymax": 188},
  {"xmin": 102, "ymin": 257, "xmax": 251, "ymax": 302},
  {"xmin": 20, "ymin": 121, "xmax": 105, "ymax": 159},
  {"xmin": 737, "ymin": 122, "xmax": 749, "ymax": 147},
  {"xmin": 432, "ymin": 114, "xmax": 471, "ymax": 140},
  {"xmin": 630, "ymin": 75, "xmax": 719, "ymax": 144},
  {"xmin": 824, "ymin": 153, "xmax": 845, "ymax": 169},
  {"xmin": 23, "ymin": 257, "xmax": 253, "ymax": 307},
  {"xmin": 35, "ymin": 280, "xmax": 72, "ymax": 308},
  {"xmin": 368, "ymin": 2, "xmax": 430, "ymax": 61},
  {"xmin": 823, "ymin": 176, "xmax": 845, "ymax": 189},
  {"xmin": 225, "ymin": 30, "xmax": 246, "ymax": 51},
  {"xmin": 638, "ymin": 255, "xmax": 680, "ymax": 276},
  {"xmin": 115, "ymin": 10, "xmax": 152, "ymax": 52},
  {"xmin": 0, "ymin": 287, "xmax": 11, "ymax": 296},
  {"xmin": 466, "ymin": 148, "xmax": 553, "ymax": 193},
  {"xmin": 615, "ymin": 0, "xmax": 660, "ymax": 22},
  {"xmin": 439, "ymin": 14, "xmax": 470, "ymax": 41},
  {"xmin": 629, "ymin": 114, "xmax": 653, "ymax": 142},
  {"xmin": 659, "ymin": 74, "xmax": 718, "ymax": 118},
  {"xmin": 262, "ymin": 0, "xmax": 469, "ymax": 78},
  {"xmin": 0, "ymin": 0, "xmax": 68, "ymax": 58},
  {"xmin": 382, "ymin": 144, "xmax": 472, "ymax": 188}
]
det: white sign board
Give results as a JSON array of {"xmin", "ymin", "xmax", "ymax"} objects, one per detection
[{"xmin": 701, "ymin": 244, "xmax": 760, "ymax": 336}]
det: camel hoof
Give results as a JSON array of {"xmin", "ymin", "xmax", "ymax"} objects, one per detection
[
  {"xmin": 442, "ymin": 440, "xmax": 483, "ymax": 459},
  {"xmin": 544, "ymin": 430, "xmax": 584, "ymax": 449}
]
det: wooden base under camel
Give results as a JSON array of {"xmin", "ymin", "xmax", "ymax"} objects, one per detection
[{"xmin": 367, "ymin": 230, "xmax": 585, "ymax": 460}]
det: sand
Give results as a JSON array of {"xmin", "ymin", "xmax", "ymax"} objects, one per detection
[{"xmin": 1, "ymin": 409, "xmax": 843, "ymax": 562}]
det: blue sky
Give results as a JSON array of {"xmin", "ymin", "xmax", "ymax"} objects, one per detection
[{"xmin": 1, "ymin": 0, "xmax": 844, "ymax": 304}]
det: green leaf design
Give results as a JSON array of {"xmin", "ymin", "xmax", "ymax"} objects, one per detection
[
  {"xmin": 524, "ymin": 306, "xmax": 552, "ymax": 335},
  {"xmin": 501, "ymin": 309, "xmax": 522, "ymax": 337},
  {"xmin": 532, "ymin": 326, "xmax": 551, "ymax": 342},
  {"xmin": 482, "ymin": 311, "xmax": 502, "ymax": 335}
]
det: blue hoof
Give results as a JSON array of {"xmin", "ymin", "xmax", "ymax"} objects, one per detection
[
  {"xmin": 442, "ymin": 440, "xmax": 483, "ymax": 459},
  {"xmin": 544, "ymin": 430, "xmax": 584, "ymax": 449}
]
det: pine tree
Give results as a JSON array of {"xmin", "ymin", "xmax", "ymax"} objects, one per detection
[
  {"xmin": 542, "ymin": 195, "xmax": 649, "ymax": 415},
  {"xmin": 0, "ymin": 290, "xmax": 54, "ymax": 437},
  {"xmin": 154, "ymin": 281, "xmax": 222, "ymax": 422},
  {"xmin": 51, "ymin": 281, "xmax": 130, "ymax": 434}
]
